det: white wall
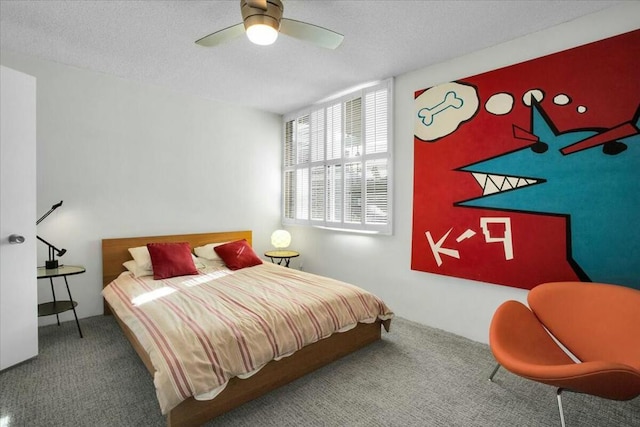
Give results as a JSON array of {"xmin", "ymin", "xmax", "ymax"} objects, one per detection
[
  {"xmin": 290, "ymin": 3, "xmax": 640, "ymax": 343},
  {"xmin": 0, "ymin": 51, "xmax": 283, "ymax": 326}
]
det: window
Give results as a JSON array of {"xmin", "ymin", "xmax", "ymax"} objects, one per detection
[{"xmin": 282, "ymin": 79, "xmax": 393, "ymax": 234}]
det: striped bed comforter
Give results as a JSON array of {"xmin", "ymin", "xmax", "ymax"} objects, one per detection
[{"xmin": 102, "ymin": 262, "xmax": 393, "ymax": 414}]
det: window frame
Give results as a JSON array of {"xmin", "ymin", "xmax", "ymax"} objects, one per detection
[{"xmin": 282, "ymin": 79, "xmax": 393, "ymax": 234}]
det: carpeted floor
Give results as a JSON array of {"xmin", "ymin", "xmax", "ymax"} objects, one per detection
[{"xmin": 0, "ymin": 316, "xmax": 637, "ymax": 426}]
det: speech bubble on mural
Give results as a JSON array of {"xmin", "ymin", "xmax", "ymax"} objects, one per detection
[
  {"xmin": 415, "ymin": 82, "xmax": 479, "ymax": 142},
  {"xmin": 485, "ymin": 92, "xmax": 514, "ymax": 115}
]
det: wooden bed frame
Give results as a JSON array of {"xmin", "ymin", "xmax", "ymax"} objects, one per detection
[{"xmin": 102, "ymin": 230, "xmax": 386, "ymax": 427}]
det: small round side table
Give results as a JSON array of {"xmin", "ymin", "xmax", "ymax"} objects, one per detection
[{"xmin": 264, "ymin": 250, "xmax": 300, "ymax": 268}]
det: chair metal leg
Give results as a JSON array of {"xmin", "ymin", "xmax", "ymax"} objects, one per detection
[
  {"xmin": 557, "ymin": 388, "xmax": 566, "ymax": 427},
  {"xmin": 489, "ymin": 363, "xmax": 501, "ymax": 381},
  {"xmin": 489, "ymin": 364, "xmax": 568, "ymax": 426}
]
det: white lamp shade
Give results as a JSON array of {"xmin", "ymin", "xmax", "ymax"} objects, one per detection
[
  {"xmin": 246, "ymin": 24, "xmax": 278, "ymax": 46},
  {"xmin": 271, "ymin": 230, "xmax": 291, "ymax": 249}
]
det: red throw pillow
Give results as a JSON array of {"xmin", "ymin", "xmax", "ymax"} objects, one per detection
[
  {"xmin": 147, "ymin": 242, "xmax": 198, "ymax": 280},
  {"xmin": 214, "ymin": 239, "xmax": 263, "ymax": 270}
]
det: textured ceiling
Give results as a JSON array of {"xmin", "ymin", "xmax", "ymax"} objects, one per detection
[{"xmin": 0, "ymin": 1, "xmax": 622, "ymax": 115}]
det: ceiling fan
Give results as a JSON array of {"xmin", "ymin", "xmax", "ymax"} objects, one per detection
[{"xmin": 195, "ymin": 0, "xmax": 344, "ymax": 49}]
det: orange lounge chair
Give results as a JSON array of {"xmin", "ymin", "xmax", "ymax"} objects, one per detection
[{"xmin": 488, "ymin": 281, "xmax": 640, "ymax": 426}]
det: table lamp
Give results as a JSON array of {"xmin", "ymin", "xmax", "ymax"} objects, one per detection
[
  {"xmin": 36, "ymin": 200, "xmax": 66, "ymax": 269},
  {"xmin": 270, "ymin": 229, "xmax": 291, "ymax": 250}
]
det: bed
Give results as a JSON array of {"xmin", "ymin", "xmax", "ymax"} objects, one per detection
[{"xmin": 102, "ymin": 230, "xmax": 393, "ymax": 427}]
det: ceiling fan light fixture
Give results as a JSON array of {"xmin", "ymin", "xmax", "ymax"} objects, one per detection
[
  {"xmin": 242, "ymin": 0, "xmax": 283, "ymax": 46},
  {"xmin": 196, "ymin": 0, "xmax": 343, "ymax": 50},
  {"xmin": 246, "ymin": 22, "xmax": 278, "ymax": 45}
]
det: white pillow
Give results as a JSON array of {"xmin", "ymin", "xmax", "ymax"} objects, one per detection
[
  {"xmin": 194, "ymin": 242, "xmax": 230, "ymax": 261},
  {"xmin": 192, "ymin": 256, "xmax": 207, "ymax": 269},
  {"xmin": 128, "ymin": 246, "xmax": 153, "ymax": 271},
  {"xmin": 123, "ymin": 260, "xmax": 153, "ymax": 278},
  {"xmin": 195, "ymin": 257, "xmax": 225, "ymax": 268}
]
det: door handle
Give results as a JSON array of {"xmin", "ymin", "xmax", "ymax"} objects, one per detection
[{"xmin": 9, "ymin": 234, "xmax": 25, "ymax": 244}]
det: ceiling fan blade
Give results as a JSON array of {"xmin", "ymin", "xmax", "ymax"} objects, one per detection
[
  {"xmin": 195, "ymin": 23, "xmax": 245, "ymax": 47},
  {"xmin": 280, "ymin": 18, "xmax": 344, "ymax": 49}
]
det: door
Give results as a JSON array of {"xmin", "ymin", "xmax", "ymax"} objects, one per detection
[{"xmin": 0, "ymin": 65, "xmax": 38, "ymax": 370}]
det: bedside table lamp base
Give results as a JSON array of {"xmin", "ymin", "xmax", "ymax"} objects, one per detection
[{"xmin": 45, "ymin": 260, "xmax": 59, "ymax": 269}]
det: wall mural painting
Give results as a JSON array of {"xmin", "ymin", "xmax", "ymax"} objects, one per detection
[{"xmin": 411, "ymin": 29, "xmax": 640, "ymax": 291}]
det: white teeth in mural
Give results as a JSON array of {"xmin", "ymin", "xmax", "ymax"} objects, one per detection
[{"xmin": 472, "ymin": 173, "xmax": 538, "ymax": 196}]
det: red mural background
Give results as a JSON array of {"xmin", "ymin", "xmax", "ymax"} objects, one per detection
[{"xmin": 411, "ymin": 30, "xmax": 640, "ymax": 289}]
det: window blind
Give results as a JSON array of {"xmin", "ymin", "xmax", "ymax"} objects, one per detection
[{"xmin": 282, "ymin": 79, "xmax": 393, "ymax": 234}]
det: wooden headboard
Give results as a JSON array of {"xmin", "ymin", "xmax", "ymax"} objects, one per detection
[{"xmin": 101, "ymin": 230, "xmax": 252, "ymax": 313}]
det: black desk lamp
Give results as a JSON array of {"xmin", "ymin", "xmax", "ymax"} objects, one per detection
[{"xmin": 37, "ymin": 200, "xmax": 66, "ymax": 269}]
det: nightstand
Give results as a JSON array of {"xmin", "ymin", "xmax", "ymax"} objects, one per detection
[
  {"xmin": 37, "ymin": 265, "xmax": 84, "ymax": 338},
  {"xmin": 264, "ymin": 250, "xmax": 300, "ymax": 268}
]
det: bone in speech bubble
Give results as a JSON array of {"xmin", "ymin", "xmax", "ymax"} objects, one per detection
[
  {"xmin": 418, "ymin": 91, "xmax": 464, "ymax": 126},
  {"xmin": 414, "ymin": 82, "xmax": 479, "ymax": 142}
]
